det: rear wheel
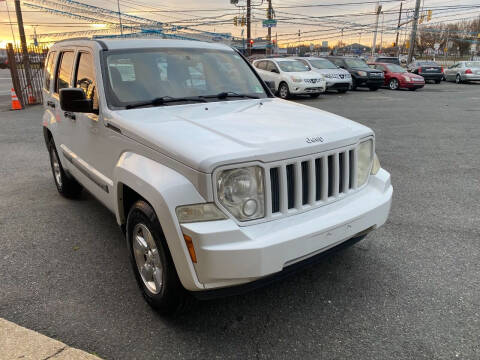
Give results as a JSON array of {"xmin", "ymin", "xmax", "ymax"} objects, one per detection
[
  {"xmin": 278, "ymin": 82, "xmax": 290, "ymax": 99},
  {"xmin": 434, "ymin": 79, "xmax": 441, "ymax": 84},
  {"xmin": 337, "ymin": 89, "xmax": 348, "ymax": 94},
  {"xmin": 127, "ymin": 200, "xmax": 189, "ymax": 315},
  {"xmin": 309, "ymin": 93, "xmax": 320, "ymax": 98},
  {"xmin": 388, "ymin": 78, "xmax": 399, "ymax": 90},
  {"xmin": 455, "ymin": 74, "xmax": 462, "ymax": 84},
  {"xmin": 368, "ymin": 86, "xmax": 379, "ymax": 91},
  {"xmin": 48, "ymin": 139, "xmax": 82, "ymax": 198}
]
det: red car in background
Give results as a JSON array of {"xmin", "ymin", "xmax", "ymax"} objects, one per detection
[{"xmin": 368, "ymin": 62, "xmax": 425, "ymax": 91}]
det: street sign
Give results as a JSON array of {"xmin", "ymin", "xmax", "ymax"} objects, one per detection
[{"xmin": 262, "ymin": 19, "xmax": 277, "ymax": 28}]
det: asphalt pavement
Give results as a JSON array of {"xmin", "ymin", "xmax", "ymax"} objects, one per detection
[
  {"xmin": 0, "ymin": 69, "xmax": 13, "ymax": 110},
  {"xmin": 0, "ymin": 81, "xmax": 479, "ymax": 360}
]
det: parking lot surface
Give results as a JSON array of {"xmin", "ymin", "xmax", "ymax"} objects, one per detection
[
  {"xmin": 1, "ymin": 82, "xmax": 479, "ymax": 359},
  {"xmin": 0, "ymin": 69, "xmax": 13, "ymax": 110}
]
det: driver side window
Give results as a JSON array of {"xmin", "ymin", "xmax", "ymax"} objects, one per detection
[{"xmin": 75, "ymin": 52, "xmax": 98, "ymax": 111}]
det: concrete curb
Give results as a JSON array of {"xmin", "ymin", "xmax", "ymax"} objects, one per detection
[{"xmin": 0, "ymin": 318, "xmax": 102, "ymax": 360}]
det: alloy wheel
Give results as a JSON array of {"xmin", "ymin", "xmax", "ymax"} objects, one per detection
[
  {"xmin": 50, "ymin": 149, "xmax": 62, "ymax": 188},
  {"xmin": 132, "ymin": 223, "xmax": 164, "ymax": 295},
  {"xmin": 279, "ymin": 84, "xmax": 288, "ymax": 99},
  {"xmin": 389, "ymin": 79, "xmax": 399, "ymax": 90}
]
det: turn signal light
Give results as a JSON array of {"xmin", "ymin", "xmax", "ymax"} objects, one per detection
[{"xmin": 183, "ymin": 234, "xmax": 197, "ymax": 263}]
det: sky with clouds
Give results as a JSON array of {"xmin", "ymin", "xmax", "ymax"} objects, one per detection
[{"xmin": 1, "ymin": 0, "xmax": 479, "ymax": 48}]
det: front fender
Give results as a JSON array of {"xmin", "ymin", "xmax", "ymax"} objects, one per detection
[{"xmin": 113, "ymin": 152, "xmax": 206, "ymax": 291}]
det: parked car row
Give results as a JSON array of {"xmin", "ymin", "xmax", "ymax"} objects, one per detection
[{"xmin": 250, "ymin": 55, "xmax": 480, "ymax": 99}]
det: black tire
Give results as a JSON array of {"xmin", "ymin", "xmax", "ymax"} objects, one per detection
[
  {"xmin": 368, "ymin": 86, "xmax": 379, "ymax": 91},
  {"xmin": 455, "ymin": 74, "xmax": 462, "ymax": 84},
  {"xmin": 388, "ymin": 78, "xmax": 399, "ymax": 90},
  {"xmin": 309, "ymin": 93, "xmax": 321, "ymax": 98},
  {"xmin": 126, "ymin": 200, "xmax": 189, "ymax": 315},
  {"xmin": 351, "ymin": 78, "xmax": 358, "ymax": 90},
  {"xmin": 47, "ymin": 138, "xmax": 83, "ymax": 198},
  {"xmin": 408, "ymin": 87, "xmax": 417, "ymax": 91},
  {"xmin": 278, "ymin": 82, "xmax": 290, "ymax": 99},
  {"xmin": 434, "ymin": 79, "xmax": 441, "ymax": 84},
  {"xmin": 337, "ymin": 89, "xmax": 348, "ymax": 93}
]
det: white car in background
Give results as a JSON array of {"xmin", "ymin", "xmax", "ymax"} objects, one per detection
[
  {"xmin": 444, "ymin": 61, "xmax": 480, "ymax": 83},
  {"xmin": 295, "ymin": 57, "xmax": 352, "ymax": 93},
  {"xmin": 253, "ymin": 58, "xmax": 326, "ymax": 99}
]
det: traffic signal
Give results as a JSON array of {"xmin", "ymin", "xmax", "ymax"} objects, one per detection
[
  {"xmin": 427, "ymin": 10, "xmax": 432, "ymax": 21},
  {"xmin": 406, "ymin": 40, "xmax": 410, "ymax": 49},
  {"xmin": 419, "ymin": 14, "xmax": 424, "ymax": 24},
  {"xmin": 249, "ymin": 39, "xmax": 254, "ymax": 45},
  {"xmin": 241, "ymin": 16, "xmax": 245, "ymax": 27},
  {"xmin": 233, "ymin": 16, "xmax": 238, "ymax": 26}
]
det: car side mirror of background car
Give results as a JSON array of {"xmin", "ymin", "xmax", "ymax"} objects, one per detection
[
  {"xmin": 59, "ymin": 88, "xmax": 92, "ymax": 113},
  {"xmin": 265, "ymin": 80, "xmax": 276, "ymax": 93},
  {"xmin": 271, "ymin": 68, "xmax": 279, "ymax": 73}
]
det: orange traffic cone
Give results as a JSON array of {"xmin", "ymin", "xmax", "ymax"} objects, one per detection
[
  {"xmin": 11, "ymin": 88, "xmax": 22, "ymax": 110},
  {"xmin": 27, "ymin": 85, "xmax": 36, "ymax": 104}
]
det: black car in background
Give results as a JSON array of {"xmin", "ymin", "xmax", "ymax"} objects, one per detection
[
  {"xmin": 0, "ymin": 49, "xmax": 8, "ymax": 69},
  {"xmin": 325, "ymin": 56, "xmax": 384, "ymax": 91},
  {"xmin": 407, "ymin": 61, "xmax": 443, "ymax": 83}
]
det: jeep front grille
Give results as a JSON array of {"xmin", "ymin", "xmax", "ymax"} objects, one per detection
[{"xmin": 266, "ymin": 145, "xmax": 358, "ymax": 218}]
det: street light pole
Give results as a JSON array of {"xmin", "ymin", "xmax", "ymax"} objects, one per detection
[
  {"xmin": 117, "ymin": 0, "xmax": 123, "ymax": 36},
  {"xmin": 246, "ymin": 0, "xmax": 251, "ymax": 55},
  {"xmin": 371, "ymin": 2, "xmax": 382, "ymax": 56},
  {"xmin": 14, "ymin": 0, "xmax": 32, "ymax": 87},
  {"xmin": 266, "ymin": 0, "xmax": 273, "ymax": 55}
]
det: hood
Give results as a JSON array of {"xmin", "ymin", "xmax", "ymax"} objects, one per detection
[
  {"xmin": 288, "ymin": 71, "xmax": 323, "ymax": 80},
  {"xmin": 107, "ymin": 98, "xmax": 372, "ymax": 173},
  {"xmin": 352, "ymin": 67, "xmax": 382, "ymax": 73},
  {"xmin": 311, "ymin": 68, "xmax": 349, "ymax": 76}
]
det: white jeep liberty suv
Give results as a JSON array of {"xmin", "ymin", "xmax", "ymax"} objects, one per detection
[{"xmin": 42, "ymin": 39, "xmax": 392, "ymax": 314}]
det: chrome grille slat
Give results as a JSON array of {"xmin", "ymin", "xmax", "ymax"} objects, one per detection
[{"xmin": 267, "ymin": 145, "xmax": 359, "ymax": 217}]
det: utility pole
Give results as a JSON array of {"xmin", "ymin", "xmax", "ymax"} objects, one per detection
[
  {"xmin": 14, "ymin": 0, "xmax": 32, "ymax": 87},
  {"xmin": 266, "ymin": 0, "xmax": 273, "ymax": 55},
  {"xmin": 379, "ymin": 10, "xmax": 384, "ymax": 53},
  {"xmin": 407, "ymin": 0, "xmax": 421, "ymax": 64},
  {"xmin": 117, "ymin": 0, "xmax": 123, "ymax": 36},
  {"xmin": 246, "ymin": 0, "xmax": 251, "ymax": 56},
  {"xmin": 371, "ymin": 2, "xmax": 382, "ymax": 56},
  {"xmin": 395, "ymin": 1, "xmax": 403, "ymax": 50}
]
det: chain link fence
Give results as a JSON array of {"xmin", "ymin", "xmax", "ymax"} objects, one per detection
[{"xmin": 6, "ymin": 43, "xmax": 48, "ymax": 109}]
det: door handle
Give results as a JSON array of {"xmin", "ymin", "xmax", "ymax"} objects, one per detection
[
  {"xmin": 64, "ymin": 112, "xmax": 76, "ymax": 120},
  {"xmin": 47, "ymin": 101, "xmax": 55, "ymax": 108}
]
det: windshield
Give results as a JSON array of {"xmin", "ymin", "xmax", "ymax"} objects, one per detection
[
  {"xmin": 277, "ymin": 60, "xmax": 309, "ymax": 72},
  {"xmin": 465, "ymin": 61, "xmax": 480, "ymax": 67},
  {"xmin": 308, "ymin": 58, "xmax": 337, "ymax": 69},
  {"xmin": 386, "ymin": 64, "xmax": 407, "ymax": 73},
  {"xmin": 104, "ymin": 48, "xmax": 267, "ymax": 108},
  {"xmin": 344, "ymin": 58, "xmax": 369, "ymax": 69}
]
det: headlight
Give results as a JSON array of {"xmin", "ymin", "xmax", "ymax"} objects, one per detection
[
  {"xmin": 357, "ymin": 71, "xmax": 368, "ymax": 77},
  {"xmin": 371, "ymin": 153, "xmax": 381, "ymax": 175},
  {"xmin": 290, "ymin": 76, "xmax": 303, "ymax": 83},
  {"xmin": 217, "ymin": 166, "xmax": 265, "ymax": 221},
  {"xmin": 403, "ymin": 75, "xmax": 412, "ymax": 82},
  {"xmin": 357, "ymin": 139, "xmax": 374, "ymax": 187},
  {"xmin": 176, "ymin": 203, "xmax": 227, "ymax": 223}
]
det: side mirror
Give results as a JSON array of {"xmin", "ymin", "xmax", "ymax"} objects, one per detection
[
  {"xmin": 59, "ymin": 88, "xmax": 92, "ymax": 113},
  {"xmin": 271, "ymin": 68, "xmax": 279, "ymax": 74},
  {"xmin": 265, "ymin": 80, "xmax": 276, "ymax": 93}
]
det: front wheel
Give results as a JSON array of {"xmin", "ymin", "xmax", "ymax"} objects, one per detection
[
  {"xmin": 388, "ymin": 78, "xmax": 399, "ymax": 90},
  {"xmin": 127, "ymin": 200, "xmax": 189, "ymax": 315},
  {"xmin": 278, "ymin": 82, "xmax": 290, "ymax": 99},
  {"xmin": 455, "ymin": 74, "xmax": 462, "ymax": 84},
  {"xmin": 434, "ymin": 79, "xmax": 441, "ymax": 84},
  {"xmin": 368, "ymin": 86, "xmax": 379, "ymax": 91},
  {"xmin": 309, "ymin": 93, "xmax": 320, "ymax": 98},
  {"xmin": 48, "ymin": 139, "xmax": 83, "ymax": 198},
  {"xmin": 337, "ymin": 89, "xmax": 348, "ymax": 94}
]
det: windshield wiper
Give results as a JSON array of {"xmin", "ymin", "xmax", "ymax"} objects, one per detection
[
  {"xmin": 202, "ymin": 92, "xmax": 259, "ymax": 100},
  {"xmin": 125, "ymin": 96, "xmax": 207, "ymax": 109}
]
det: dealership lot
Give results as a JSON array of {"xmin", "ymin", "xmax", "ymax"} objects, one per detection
[{"xmin": 0, "ymin": 81, "xmax": 479, "ymax": 359}]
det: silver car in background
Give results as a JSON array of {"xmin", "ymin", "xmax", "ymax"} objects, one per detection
[
  {"xmin": 296, "ymin": 57, "xmax": 352, "ymax": 93},
  {"xmin": 444, "ymin": 61, "xmax": 480, "ymax": 83}
]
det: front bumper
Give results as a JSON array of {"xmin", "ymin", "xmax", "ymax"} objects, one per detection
[
  {"xmin": 401, "ymin": 80, "xmax": 425, "ymax": 88},
  {"xmin": 290, "ymin": 83, "xmax": 326, "ymax": 94},
  {"xmin": 181, "ymin": 169, "xmax": 393, "ymax": 291},
  {"xmin": 326, "ymin": 80, "xmax": 351, "ymax": 90},
  {"xmin": 355, "ymin": 76, "xmax": 384, "ymax": 87}
]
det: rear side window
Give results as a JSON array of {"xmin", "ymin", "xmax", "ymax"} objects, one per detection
[
  {"xmin": 55, "ymin": 51, "xmax": 75, "ymax": 93},
  {"xmin": 44, "ymin": 51, "xmax": 56, "ymax": 90}
]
